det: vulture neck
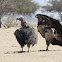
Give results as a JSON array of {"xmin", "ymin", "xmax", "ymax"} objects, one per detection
[{"xmin": 21, "ymin": 20, "xmax": 29, "ymax": 28}]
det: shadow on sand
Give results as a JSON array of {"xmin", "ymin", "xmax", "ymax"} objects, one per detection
[
  {"xmin": 38, "ymin": 49, "xmax": 60, "ymax": 52},
  {"xmin": 4, "ymin": 51, "xmax": 27, "ymax": 54},
  {"xmin": 3, "ymin": 49, "xmax": 61, "ymax": 54}
]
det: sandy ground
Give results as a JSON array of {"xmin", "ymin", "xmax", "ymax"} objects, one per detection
[{"xmin": 0, "ymin": 27, "xmax": 62, "ymax": 62}]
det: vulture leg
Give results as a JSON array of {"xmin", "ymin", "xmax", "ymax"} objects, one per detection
[
  {"xmin": 46, "ymin": 41, "xmax": 50, "ymax": 51},
  {"xmin": 27, "ymin": 44, "xmax": 30, "ymax": 52},
  {"xmin": 46, "ymin": 45, "xmax": 48, "ymax": 51},
  {"xmin": 21, "ymin": 46, "xmax": 24, "ymax": 52}
]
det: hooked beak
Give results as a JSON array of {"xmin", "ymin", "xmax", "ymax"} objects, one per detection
[{"xmin": 16, "ymin": 18, "xmax": 20, "ymax": 20}]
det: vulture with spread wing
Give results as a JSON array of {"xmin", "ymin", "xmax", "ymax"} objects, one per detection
[
  {"xmin": 35, "ymin": 14, "xmax": 62, "ymax": 51},
  {"xmin": 14, "ymin": 17, "xmax": 38, "ymax": 52}
]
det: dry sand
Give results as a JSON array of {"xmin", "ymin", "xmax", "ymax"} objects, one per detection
[{"xmin": 0, "ymin": 27, "xmax": 62, "ymax": 62}]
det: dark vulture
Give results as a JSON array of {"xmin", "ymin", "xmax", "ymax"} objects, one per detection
[
  {"xmin": 35, "ymin": 14, "xmax": 62, "ymax": 51},
  {"xmin": 14, "ymin": 17, "xmax": 38, "ymax": 52}
]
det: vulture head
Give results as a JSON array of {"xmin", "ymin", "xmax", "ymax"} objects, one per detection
[
  {"xmin": 16, "ymin": 17, "xmax": 29, "ymax": 27},
  {"xmin": 35, "ymin": 14, "xmax": 42, "ymax": 19},
  {"xmin": 16, "ymin": 17, "xmax": 24, "ymax": 21},
  {"xmin": 35, "ymin": 14, "xmax": 46, "ymax": 22}
]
